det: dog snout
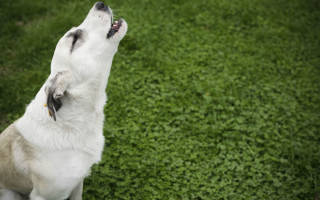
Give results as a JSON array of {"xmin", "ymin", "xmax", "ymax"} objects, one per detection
[{"xmin": 95, "ymin": 2, "xmax": 110, "ymax": 12}]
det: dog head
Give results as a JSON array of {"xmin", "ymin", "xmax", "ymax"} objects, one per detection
[{"xmin": 50, "ymin": 1, "xmax": 127, "ymax": 81}]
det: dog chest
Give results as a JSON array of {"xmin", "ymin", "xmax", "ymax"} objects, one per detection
[{"xmin": 31, "ymin": 149, "xmax": 93, "ymax": 180}]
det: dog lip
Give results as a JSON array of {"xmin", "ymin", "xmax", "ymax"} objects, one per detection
[{"xmin": 107, "ymin": 18, "xmax": 123, "ymax": 39}]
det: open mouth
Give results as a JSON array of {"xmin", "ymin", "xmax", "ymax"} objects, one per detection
[{"xmin": 107, "ymin": 19, "xmax": 123, "ymax": 38}]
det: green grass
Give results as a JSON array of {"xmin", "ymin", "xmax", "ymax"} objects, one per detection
[{"xmin": 1, "ymin": 0, "xmax": 320, "ymax": 199}]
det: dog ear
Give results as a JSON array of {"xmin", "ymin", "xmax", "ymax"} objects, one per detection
[{"xmin": 45, "ymin": 71, "xmax": 72, "ymax": 121}]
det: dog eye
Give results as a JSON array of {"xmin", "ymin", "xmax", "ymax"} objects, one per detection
[
  {"xmin": 72, "ymin": 34, "xmax": 79, "ymax": 46},
  {"xmin": 67, "ymin": 29, "xmax": 83, "ymax": 52}
]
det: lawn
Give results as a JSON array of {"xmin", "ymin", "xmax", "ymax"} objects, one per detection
[{"xmin": 0, "ymin": 0, "xmax": 320, "ymax": 199}]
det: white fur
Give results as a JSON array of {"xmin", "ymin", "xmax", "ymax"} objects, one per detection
[
  {"xmin": 0, "ymin": 189, "xmax": 24, "ymax": 200},
  {"xmin": 2, "ymin": 3, "xmax": 127, "ymax": 200}
]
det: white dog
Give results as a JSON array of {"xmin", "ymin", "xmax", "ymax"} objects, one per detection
[{"xmin": 0, "ymin": 2, "xmax": 127, "ymax": 200}]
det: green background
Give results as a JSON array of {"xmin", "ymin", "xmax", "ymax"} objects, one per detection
[{"xmin": 0, "ymin": 0, "xmax": 319, "ymax": 199}]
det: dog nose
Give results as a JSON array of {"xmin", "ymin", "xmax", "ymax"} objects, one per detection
[{"xmin": 95, "ymin": 2, "xmax": 109, "ymax": 11}]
